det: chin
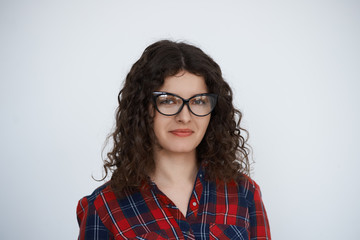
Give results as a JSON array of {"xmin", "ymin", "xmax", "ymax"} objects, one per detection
[{"xmin": 164, "ymin": 145, "xmax": 197, "ymax": 154}]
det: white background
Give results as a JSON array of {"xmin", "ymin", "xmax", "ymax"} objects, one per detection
[{"xmin": 1, "ymin": 0, "xmax": 359, "ymax": 239}]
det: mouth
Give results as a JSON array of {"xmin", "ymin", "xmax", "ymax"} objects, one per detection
[{"xmin": 169, "ymin": 129, "xmax": 194, "ymax": 137}]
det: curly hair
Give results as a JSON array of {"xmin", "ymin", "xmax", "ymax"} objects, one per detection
[{"xmin": 103, "ymin": 40, "xmax": 251, "ymax": 194}]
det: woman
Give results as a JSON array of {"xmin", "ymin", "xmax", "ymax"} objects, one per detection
[{"xmin": 77, "ymin": 40, "xmax": 271, "ymax": 239}]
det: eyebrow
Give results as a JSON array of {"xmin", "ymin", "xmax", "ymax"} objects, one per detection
[{"xmin": 153, "ymin": 91, "xmax": 210, "ymax": 99}]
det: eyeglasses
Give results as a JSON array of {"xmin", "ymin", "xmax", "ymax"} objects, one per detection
[{"xmin": 152, "ymin": 92, "xmax": 218, "ymax": 117}]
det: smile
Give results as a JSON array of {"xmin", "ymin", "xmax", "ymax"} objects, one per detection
[{"xmin": 169, "ymin": 129, "xmax": 194, "ymax": 137}]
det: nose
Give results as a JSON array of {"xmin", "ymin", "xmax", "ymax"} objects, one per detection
[{"xmin": 175, "ymin": 104, "xmax": 192, "ymax": 123}]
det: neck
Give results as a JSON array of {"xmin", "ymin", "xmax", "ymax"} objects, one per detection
[{"xmin": 151, "ymin": 150, "xmax": 198, "ymax": 187}]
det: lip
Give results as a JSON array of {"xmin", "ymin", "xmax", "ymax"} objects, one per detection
[{"xmin": 169, "ymin": 129, "xmax": 194, "ymax": 137}]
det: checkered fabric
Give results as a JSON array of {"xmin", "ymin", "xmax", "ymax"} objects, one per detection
[{"xmin": 77, "ymin": 169, "xmax": 271, "ymax": 239}]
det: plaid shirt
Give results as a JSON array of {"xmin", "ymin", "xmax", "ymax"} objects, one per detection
[{"xmin": 77, "ymin": 169, "xmax": 271, "ymax": 239}]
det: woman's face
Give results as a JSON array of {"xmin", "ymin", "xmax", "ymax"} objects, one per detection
[{"xmin": 153, "ymin": 71, "xmax": 211, "ymax": 155}]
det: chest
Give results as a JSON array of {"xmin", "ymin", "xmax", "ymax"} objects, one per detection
[
  {"xmin": 98, "ymin": 182, "xmax": 251, "ymax": 240},
  {"xmin": 157, "ymin": 183, "xmax": 194, "ymax": 217}
]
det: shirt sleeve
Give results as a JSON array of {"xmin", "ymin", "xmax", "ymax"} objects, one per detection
[
  {"xmin": 77, "ymin": 196, "xmax": 114, "ymax": 240},
  {"xmin": 247, "ymin": 180, "xmax": 271, "ymax": 239}
]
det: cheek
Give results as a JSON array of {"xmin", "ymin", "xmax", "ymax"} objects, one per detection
[
  {"xmin": 153, "ymin": 112, "xmax": 168, "ymax": 138},
  {"xmin": 198, "ymin": 116, "xmax": 211, "ymax": 134},
  {"xmin": 204, "ymin": 116, "xmax": 211, "ymax": 129}
]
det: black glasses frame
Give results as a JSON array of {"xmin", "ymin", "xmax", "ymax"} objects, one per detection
[{"xmin": 152, "ymin": 91, "xmax": 218, "ymax": 117}]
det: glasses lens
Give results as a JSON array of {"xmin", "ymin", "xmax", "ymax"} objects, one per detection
[
  {"xmin": 155, "ymin": 94, "xmax": 183, "ymax": 115},
  {"xmin": 154, "ymin": 93, "xmax": 217, "ymax": 116},
  {"xmin": 188, "ymin": 95, "xmax": 216, "ymax": 116}
]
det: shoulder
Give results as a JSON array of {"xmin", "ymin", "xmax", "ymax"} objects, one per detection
[
  {"xmin": 77, "ymin": 182, "xmax": 110, "ymax": 215},
  {"xmin": 209, "ymin": 172, "xmax": 263, "ymax": 206},
  {"xmin": 76, "ymin": 182, "xmax": 153, "ymax": 239},
  {"xmin": 237, "ymin": 174, "xmax": 260, "ymax": 192},
  {"xmin": 236, "ymin": 175, "xmax": 271, "ymax": 238},
  {"xmin": 76, "ymin": 182, "xmax": 115, "ymax": 239},
  {"xmin": 229, "ymin": 173, "xmax": 264, "ymax": 206},
  {"xmin": 77, "ymin": 182, "xmax": 147, "ymax": 218}
]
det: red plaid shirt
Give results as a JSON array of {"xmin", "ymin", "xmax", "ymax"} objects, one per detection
[{"xmin": 77, "ymin": 169, "xmax": 271, "ymax": 239}]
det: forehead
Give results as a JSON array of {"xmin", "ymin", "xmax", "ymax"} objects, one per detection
[{"xmin": 158, "ymin": 71, "xmax": 208, "ymax": 98}]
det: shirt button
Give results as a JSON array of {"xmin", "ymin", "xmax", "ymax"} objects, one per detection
[{"xmin": 192, "ymin": 201, "xmax": 197, "ymax": 207}]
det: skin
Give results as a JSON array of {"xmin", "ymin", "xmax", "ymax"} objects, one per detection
[{"xmin": 151, "ymin": 70, "xmax": 211, "ymax": 216}]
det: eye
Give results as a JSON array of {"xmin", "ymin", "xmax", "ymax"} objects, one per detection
[
  {"xmin": 191, "ymin": 96, "xmax": 208, "ymax": 105},
  {"xmin": 157, "ymin": 96, "xmax": 178, "ymax": 105},
  {"xmin": 159, "ymin": 99, "xmax": 174, "ymax": 105}
]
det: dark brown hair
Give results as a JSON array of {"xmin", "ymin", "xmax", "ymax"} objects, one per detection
[{"xmin": 103, "ymin": 40, "xmax": 251, "ymax": 194}]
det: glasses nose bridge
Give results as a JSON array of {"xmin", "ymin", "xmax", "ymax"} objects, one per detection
[{"xmin": 178, "ymin": 97, "xmax": 192, "ymax": 114}]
